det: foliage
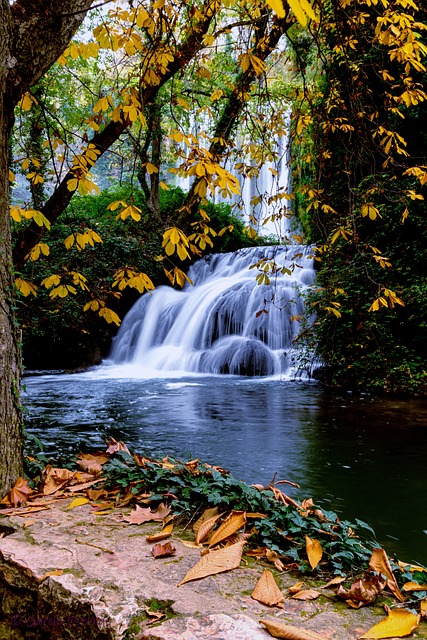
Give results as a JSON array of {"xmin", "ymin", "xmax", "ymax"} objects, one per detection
[{"xmin": 288, "ymin": 0, "xmax": 427, "ymax": 394}]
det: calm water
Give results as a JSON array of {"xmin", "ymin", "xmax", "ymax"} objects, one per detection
[{"xmin": 23, "ymin": 369, "xmax": 427, "ymax": 564}]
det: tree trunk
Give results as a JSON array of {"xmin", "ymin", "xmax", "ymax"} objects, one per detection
[
  {"xmin": 0, "ymin": 0, "xmax": 95, "ymax": 496},
  {"xmin": 0, "ymin": 3, "xmax": 23, "ymax": 494}
]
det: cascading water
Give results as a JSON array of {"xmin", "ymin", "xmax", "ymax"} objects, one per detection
[{"xmin": 108, "ymin": 245, "xmax": 315, "ymax": 378}]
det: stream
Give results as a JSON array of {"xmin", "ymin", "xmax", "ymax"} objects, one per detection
[{"xmin": 23, "ymin": 369, "xmax": 427, "ymax": 565}]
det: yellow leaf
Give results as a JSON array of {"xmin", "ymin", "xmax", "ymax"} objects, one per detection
[
  {"xmin": 402, "ymin": 581, "xmax": 427, "ymax": 591},
  {"xmin": 265, "ymin": 0, "xmax": 286, "ymax": 18},
  {"xmin": 20, "ymin": 93, "xmax": 33, "ymax": 111},
  {"xmin": 305, "ymin": 536, "xmax": 322, "ymax": 569},
  {"xmin": 15, "ymin": 278, "xmax": 38, "ymax": 297},
  {"xmin": 208, "ymin": 511, "xmax": 247, "ymax": 548},
  {"xmin": 360, "ymin": 609, "xmax": 420, "ymax": 638},
  {"xmin": 178, "ymin": 540, "xmax": 245, "ymax": 586},
  {"xmin": 99, "ymin": 307, "xmax": 121, "ymax": 326},
  {"xmin": 252, "ymin": 569, "xmax": 284, "ymax": 608},
  {"xmin": 259, "ymin": 618, "xmax": 328, "ymax": 639},
  {"xmin": 146, "ymin": 162, "xmax": 159, "ymax": 175},
  {"xmin": 66, "ymin": 497, "xmax": 89, "ymax": 510},
  {"xmin": 67, "ymin": 178, "xmax": 78, "ymax": 192},
  {"xmin": 369, "ymin": 548, "xmax": 405, "ymax": 602},
  {"xmin": 8, "ymin": 169, "xmax": 15, "ymax": 181},
  {"xmin": 146, "ymin": 523, "xmax": 174, "ymax": 543}
]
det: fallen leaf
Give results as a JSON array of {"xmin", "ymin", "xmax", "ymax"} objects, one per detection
[
  {"xmin": 193, "ymin": 506, "xmax": 219, "ymax": 532},
  {"xmin": 41, "ymin": 466, "xmax": 76, "ymax": 495},
  {"xmin": 266, "ymin": 548, "xmax": 285, "ymax": 571},
  {"xmin": 369, "ymin": 548, "xmax": 405, "ymax": 602},
  {"xmin": 305, "ymin": 536, "xmax": 323, "ymax": 570},
  {"xmin": 105, "ymin": 437, "xmax": 131, "ymax": 455},
  {"xmin": 144, "ymin": 606, "xmax": 165, "ymax": 624},
  {"xmin": 66, "ymin": 479, "xmax": 105, "ymax": 493},
  {"xmin": 259, "ymin": 618, "xmax": 328, "ymax": 639},
  {"xmin": 337, "ymin": 573, "xmax": 386, "ymax": 608},
  {"xmin": 0, "ymin": 477, "xmax": 33, "ymax": 507},
  {"xmin": 397, "ymin": 561, "xmax": 427, "ymax": 574},
  {"xmin": 251, "ymin": 569, "xmax": 284, "ymax": 607},
  {"xmin": 179, "ymin": 540, "xmax": 204, "ymax": 549},
  {"xmin": 322, "ymin": 576, "xmax": 346, "ymax": 588},
  {"xmin": 23, "ymin": 520, "xmax": 36, "ymax": 528},
  {"xmin": 291, "ymin": 589, "xmax": 320, "ymax": 601},
  {"xmin": 152, "ymin": 542, "xmax": 176, "ymax": 558},
  {"xmin": 208, "ymin": 510, "xmax": 247, "ymax": 548},
  {"xmin": 86, "ymin": 487, "xmax": 108, "ymax": 501},
  {"xmin": 359, "ymin": 609, "xmax": 420, "ymax": 638},
  {"xmin": 184, "ymin": 459, "xmax": 200, "ymax": 474},
  {"xmin": 40, "ymin": 569, "xmax": 64, "ymax": 581},
  {"xmin": 178, "ymin": 540, "xmax": 245, "ymax": 586},
  {"xmin": 77, "ymin": 458, "xmax": 103, "ymax": 474},
  {"xmin": 67, "ymin": 497, "xmax": 89, "ymax": 510},
  {"xmin": 146, "ymin": 523, "xmax": 174, "ymax": 542},
  {"xmin": 420, "ymin": 599, "xmax": 427, "ymax": 618},
  {"xmin": 195, "ymin": 512, "xmax": 221, "ymax": 545},
  {"xmin": 288, "ymin": 581, "xmax": 305, "ymax": 595},
  {"xmin": 122, "ymin": 503, "xmax": 171, "ymax": 525},
  {"xmin": 402, "ymin": 581, "xmax": 427, "ymax": 591}
]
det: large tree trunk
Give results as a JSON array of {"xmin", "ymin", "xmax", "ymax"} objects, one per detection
[
  {"xmin": 0, "ymin": 0, "xmax": 94, "ymax": 496},
  {"xmin": 0, "ymin": 6, "xmax": 23, "ymax": 492}
]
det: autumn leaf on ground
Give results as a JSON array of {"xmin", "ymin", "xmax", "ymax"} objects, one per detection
[
  {"xmin": 402, "ymin": 581, "xmax": 427, "ymax": 591},
  {"xmin": 291, "ymin": 589, "xmax": 320, "ymax": 601},
  {"xmin": 77, "ymin": 452, "xmax": 109, "ymax": 474},
  {"xmin": 266, "ymin": 548, "xmax": 285, "ymax": 571},
  {"xmin": 40, "ymin": 466, "xmax": 77, "ymax": 495},
  {"xmin": 421, "ymin": 599, "xmax": 427, "ymax": 618},
  {"xmin": 147, "ymin": 523, "xmax": 174, "ymax": 543},
  {"xmin": 121, "ymin": 503, "xmax": 171, "ymax": 525},
  {"xmin": 359, "ymin": 609, "xmax": 420, "ymax": 638},
  {"xmin": 251, "ymin": 569, "xmax": 284, "ymax": 607},
  {"xmin": 195, "ymin": 512, "xmax": 221, "ymax": 545},
  {"xmin": 337, "ymin": 573, "xmax": 386, "ymax": 608},
  {"xmin": 105, "ymin": 437, "xmax": 131, "ymax": 456},
  {"xmin": 152, "ymin": 542, "xmax": 176, "ymax": 558},
  {"xmin": 0, "ymin": 477, "xmax": 33, "ymax": 507},
  {"xmin": 67, "ymin": 497, "xmax": 89, "ymax": 510},
  {"xmin": 288, "ymin": 581, "xmax": 305, "ymax": 595},
  {"xmin": 178, "ymin": 540, "xmax": 245, "ymax": 586},
  {"xmin": 369, "ymin": 548, "xmax": 405, "ymax": 602},
  {"xmin": 86, "ymin": 487, "xmax": 108, "ymax": 501},
  {"xmin": 321, "ymin": 576, "xmax": 346, "ymax": 588},
  {"xmin": 193, "ymin": 506, "xmax": 219, "ymax": 535},
  {"xmin": 208, "ymin": 510, "xmax": 247, "ymax": 548},
  {"xmin": 305, "ymin": 535, "xmax": 323, "ymax": 569},
  {"xmin": 259, "ymin": 618, "xmax": 328, "ymax": 639}
]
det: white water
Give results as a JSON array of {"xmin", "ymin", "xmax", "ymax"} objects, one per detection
[{"xmin": 108, "ymin": 245, "xmax": 315, "ymax": 378}]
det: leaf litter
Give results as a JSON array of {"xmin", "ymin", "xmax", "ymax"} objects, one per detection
[{"xmin": 1, "ymin": 438, "xmax": 426, "ymax": 639}]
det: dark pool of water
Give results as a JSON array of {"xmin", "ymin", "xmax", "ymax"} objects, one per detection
[{"xmin": 23, "ymin": 370, "xmax": 427, "ymax": 564}]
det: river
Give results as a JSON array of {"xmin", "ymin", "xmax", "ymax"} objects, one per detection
[{"xmin": 23, "ymin": 369, "xmax": 427, "ymax": 565}]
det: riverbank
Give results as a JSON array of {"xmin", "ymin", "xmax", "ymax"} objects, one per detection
[{"xmin": 1, "ymin": 497, "xmax": 425, "ymax": 640}]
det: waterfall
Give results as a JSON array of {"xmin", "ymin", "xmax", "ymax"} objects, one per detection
[{"xmin": 108, "ymin": 245, "xmax": 315, "ymax": 378}]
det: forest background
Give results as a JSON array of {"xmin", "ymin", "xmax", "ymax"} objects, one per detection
[{"xmin": 1, "ymin": 0, "xmax": 426, "ymax": 493}]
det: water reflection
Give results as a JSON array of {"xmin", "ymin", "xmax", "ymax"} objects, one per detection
[{"xmin": 23, "ymin": 373, "xmax": 427, "ymax": 563}]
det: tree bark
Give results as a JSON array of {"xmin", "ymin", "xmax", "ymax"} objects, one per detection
[{"xmin": 0, "ymin": 0, "xmax": 94, "ymax": 496}]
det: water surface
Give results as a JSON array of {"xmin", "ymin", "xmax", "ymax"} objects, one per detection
[{"xmin": 23, "ymin": 370, "xmax": 427, "ymax": 564}]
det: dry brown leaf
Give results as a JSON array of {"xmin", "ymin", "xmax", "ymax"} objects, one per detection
[
  {"xmin": 91, "ymin": 501, "xmax": 115, "ymax": 513},
  {"xmin": 0, "ymin": 477, "xmax": 33, "ymax": 507},
  {"xmin": 152, "ymin": 542, "xmax": 176, "ymax": 558},
  {"xmin": 420, "ymin": 599, "xmax": 427, "ymax": 618},
  {"xmin": 121, "ymin": 503, "xmax": 171, "ymax": 525},
  {"xmin": 359, "ymin": 608, "xmax": 420, "ymax": 638},
  {"xmin": 144, "ymin": 606, "xmax": 165, "ymax": 624},
  {"xmin": 337, "ymin": 573, "xmax": 386, "ymax": 608},
  {"xmin": 402, "ymin": 581, "xmax": 427, "ymax": 591},
  {"xmin": 184, "ymin": 459, "xmax": 200, "ymax": 474},
  {"xmin": 322, "ymin": 576, "xmax": 346, "ymax": 588},
  {"xmin": 105, "ymin": 437, "xmax": 131, "ymax": 455},
  {"xmin": 251, "ymin": 569, "xmax": 284, "ymax": 608},
  {"xmin": 40, "ymin": 569, "xmax": 64, "ymax": 581},
  {"xmin": 246, "ymin": 547, "xmax": 268, "ymax": 558},
  {"xmin": 266, "ymin": 549, "xmax": 285, "ymax": 571},
  {"xmin": 178, "ymin": 540, "xmax": 245, "ymax": 586},
  {"xmin": 288, "ymin": 581, "xmax": 305, "ymax": 595},
  {"xmin": 146, "ymin": 523, "xmax": 174, "ymax": 543},
  {"xmin": 292, "ymin": 589, "xmax": 321, "ymax": 601},
  {"xmin": 195, "ymin": 513, "xmax": 221, "ymax": 545},
  {"xmin": 179, "ymin": 540, "xmax": 204, "ymax": 549},
  {"xmin": 86, "ymin": 487, "xmax": 108, "ymax": 501},
  {"xmin": 77, "ymin": 459, "xmax": 103, "ymax": 474},
  {"xmin": 246, "ymin": 512, "xmax": 268, "ymax": 519},
  {"xmin": 23, "ymin": 520, "xmax": 36, "ymax": 528},
  {"xmin": 259, "ymin": 618, "xmax": 328, "ymax": 640},
  {"xmin": 40, "ymin": 466, "xmax": 76, "ymax": 495},
  {"xmin": 0, "ymin": 505, "xmax": 50, "ymax": 516},
  {"xmin": 208, "ymin": 510, "xmax": 247, "ymax": 548},
  {"xmin": 369, "ymin": 548, "xmax": 405, "ymax": 602},
  {"xmin": 66, "ymin": 479, "xmax": 105, "ymax": 493},
  {"xmin": 305, "ymin": 536, "xmax": 323, "ymax": 570}
]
